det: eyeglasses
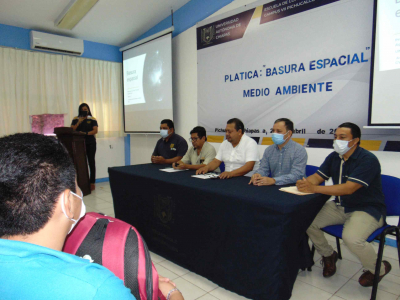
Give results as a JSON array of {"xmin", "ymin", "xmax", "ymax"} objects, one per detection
[{"xmin": 189, "ymin": 137, "xmax": 199, "ymax": 142}]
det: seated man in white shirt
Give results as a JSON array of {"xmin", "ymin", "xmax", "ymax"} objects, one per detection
[{"xmin": 196, "ymin": 118, "xmax": 259, "ymax": 179}]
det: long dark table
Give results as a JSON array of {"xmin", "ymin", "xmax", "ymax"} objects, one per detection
[{"xmin": 109, "ymin": 164, "xmax": 330, "ymax": 300}]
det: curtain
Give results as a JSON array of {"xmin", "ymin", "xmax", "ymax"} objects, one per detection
[{"xmin": 0, "ymin": 47, "xmax": 123, "ymax": 138}]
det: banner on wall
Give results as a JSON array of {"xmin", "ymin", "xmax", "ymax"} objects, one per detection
[{"xmin": 197, "ymin": 0, "xmax": 400, "ymax": 151}]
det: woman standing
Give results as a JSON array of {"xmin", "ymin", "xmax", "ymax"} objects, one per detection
[{"xmin": 71, "ymin": 103, "xmax": 98, "ymax": 191}]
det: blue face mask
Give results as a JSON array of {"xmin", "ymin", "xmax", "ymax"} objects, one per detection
[
  {"xmin": 272, "ymin": 132, "xmax": 289, "ymax": 145},
  {"xmin": 160, "ymin": 129, "xmax": 169, "ymax": 139}
]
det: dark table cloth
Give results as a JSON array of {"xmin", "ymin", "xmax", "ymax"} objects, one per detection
[{"xmin": 109, "ymin": 164, "xmax": 329, "ymax": 300}]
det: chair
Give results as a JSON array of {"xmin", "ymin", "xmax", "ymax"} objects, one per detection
[
  {"xmin": 306, "ymin": 165, "xmax": 325, "ymax": 186},
  {"xmin": 306, "ymin": 165, "xmax": 319, "ymax": 177},
  {"xmin": 219, "ymin": 161, "xmax": 225, "ymax": 173},
  {"xmin": 310, "ymin": 174, "xmax": 400, "ymax": 300}
]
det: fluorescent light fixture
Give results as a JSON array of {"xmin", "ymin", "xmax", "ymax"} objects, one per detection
[{"xmin": 55, "ymin": 0, "xmax": 99, "ymax": 30}]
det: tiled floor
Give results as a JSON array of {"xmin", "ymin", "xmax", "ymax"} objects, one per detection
[{"xmin": 89, "ymin": 182, "xmax": 400, "ymax": 300}]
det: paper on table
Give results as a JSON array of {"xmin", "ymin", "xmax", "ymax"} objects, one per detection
[
  {"xmin": 279, "ymin": 186, "xmax": 313, "ymax": 195},
  {"xmin": 159, "ymin": 168, "xmax": 188, "ymax": 172},
  {"xmin": 191, "ymin": 173, "xmax": 220, "ymax": 179}
]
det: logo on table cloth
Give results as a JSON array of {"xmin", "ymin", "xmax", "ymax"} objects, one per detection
[
  {"xmin": 201, "ymin": 26, "xmax": 215, "ymax": 45},
  {"xmin": 154, "ymin": 195, "xmax": 175, "ymax": 224}
]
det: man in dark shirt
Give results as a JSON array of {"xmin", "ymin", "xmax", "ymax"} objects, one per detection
[
  {"xmin": 151, "ymin": 119, "xmax": 188, "ymax": 164},
  {"xmin": 297, "ymin": 123, "xmax": 391, "ymax": 287}
]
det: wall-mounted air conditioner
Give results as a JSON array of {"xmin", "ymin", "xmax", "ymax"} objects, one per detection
[{"xmin": 30, "ymin": 30, "xmax": 84, "ymax": 56}]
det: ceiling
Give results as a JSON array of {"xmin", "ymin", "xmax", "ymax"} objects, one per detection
[{"xmin": 0, "ymin": 0, "xmax": 191, "ymax": 47}]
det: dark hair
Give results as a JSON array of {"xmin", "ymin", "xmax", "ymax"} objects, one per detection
[
  {"xmin": 190, "ymin": 126, "xmax": 207, "ymax": 141},
  {"xmin": 227, "ymin": 118, "xmax": 244, "ymax": 133},
  {"xmin": 274, "ymin": 118, "xmax": 294, "ymax": 133},
  {"xmin": 78, "ymin": 103, "xmax": 92, "ymax": 117},
  {"xmin": 160, "ymin": 119, "xmax": 174, "ymax": 129},
  {"xmin": 0, "ymin": 133, "xmax": 76, "ymax": 237},
  {"xmin": 338, "ymin": 122, "xmax": 361, "ymax": 145}
]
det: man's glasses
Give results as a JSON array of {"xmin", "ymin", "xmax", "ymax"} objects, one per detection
[{"xmin": 189, "ymin": 137, "xmax": 199, "ymax": 142}]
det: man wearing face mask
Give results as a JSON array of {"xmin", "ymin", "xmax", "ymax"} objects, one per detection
[
  {"xmin": 296, "ymin": 123, "xmax": 390, "ymax": 286},
  {"xmin": 0, "ymin": 133, "xmax": 135, "ymax": 300},
  {"xmin": 249, "ymin": 118, "xmax": 307, "ymax": 186},
  {"xmin": 172, "ymin": 126, "xmax": 219, "ymax": 171},
  {"xmin": 151, "ymin": 119, "xmax": 188, "ymax": 165},
  {"xmin": 196, "ymin": 118, "xmax": 259, "ymax": 179}
]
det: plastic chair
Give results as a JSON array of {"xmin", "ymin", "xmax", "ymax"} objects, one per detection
[
  {"xmin": 305, "ymin": 165, "xmax": 325, "ymax": 186},
  {"xmin": 219, "ymin": 162, "xmax": 225, "ymax": 173},
  {"xmin": 310, "ymin": 174, "xmax": 400, "ymax": 300},
  {"xmin": 306, "ymin": 165, "xmax": 319, "ymax": 177}
]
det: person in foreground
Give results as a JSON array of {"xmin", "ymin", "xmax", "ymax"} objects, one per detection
[
  {"xmin": 173, "ymin": 126, "xmax": 218, "ymax": 171},
  {"xmin": 0, "ymin": 133, "xmax": 183, "ymax": 300},
  {"xmin": 249, "ymin": 118, "xmax": 307, "ymax": 186},
  {"xmin": 296, "ymin": 123, "xmax": 391, "ymax": 286},
  {"xmin": 151, "ymin": 119, "xmax": 188, "ymax": 165},
  {"xmin": 196, "ymin": 118, "xmax": 259, "ymax": 179}
]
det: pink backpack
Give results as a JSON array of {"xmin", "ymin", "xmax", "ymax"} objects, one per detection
[{"xmin": 63, "ymin": 212, "xmax": 166, "ymax": 300}]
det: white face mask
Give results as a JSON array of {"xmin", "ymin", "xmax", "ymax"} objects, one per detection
[
  {"xmin": 61, "ymin": 190, "xmax": 86, "ymax": 234},
  {"xmin": 333, "ymin": 139, "xmax": 354, "ymax": 156},
  {"xmin": 160, "ymin": 129, "xmax": 169, "ymax": 139}
]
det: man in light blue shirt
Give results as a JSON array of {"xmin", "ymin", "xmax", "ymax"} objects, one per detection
[
  {"xmin": 249, "ymin": 118, "xmax": 307, "ymax": 186},
  {"xmin": 0, "ymin": 133, "xmax": 135, "ymax": 300}
]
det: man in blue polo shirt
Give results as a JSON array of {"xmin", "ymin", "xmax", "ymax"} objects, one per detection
[
  {"xmin": 0, "ymin": 133, "xmax": 135, "ymax": 300},
  {"xmin": 297, "ymin": 123, "xmax": 391, "ymax": 287},
  {"xmin": 151, "ymin": 119, "xmax": 188, "ymax": 165}
]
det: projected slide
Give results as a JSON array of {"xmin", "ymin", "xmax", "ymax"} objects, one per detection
[
  {"xmin": 370, "ymin": 0, "xmax": 400, "ymax": 125},
  {"xmin": 123, "ymin": 33, "xmax": 173, "ymax": 132},
  {"xmin": 124, "ymin": 53, "xmax": 146, "ymax": 105},
  {"xmin": 378, "ymin": 0, "xmax": 400, "ymax": 71}
]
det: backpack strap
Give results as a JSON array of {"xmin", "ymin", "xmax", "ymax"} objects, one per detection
[
  {"xmin": 102, "ymin": 220, "xmax": 131, "ymax": 282},
  {"xmin": 62, "ymin": 212, "xmax": 98, "ymax": 254},
  {"xmin": 130, "ymin": 227, "xmax": 148, "ymax": 300}
]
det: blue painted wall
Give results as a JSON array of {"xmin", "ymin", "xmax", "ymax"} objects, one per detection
[
  {"xmin": 132, "ymin": 0, "xmax": 234, "ymax": 43},
  {"xmin": 0, "ymin": 23, "xmax": 122, "ymax": 63},
  {"xmin": 124, "ymin": 135, "xmax": 131, "ymax": 166},
  {"xmin": 1, "ymin": 0, "xmax": 236, "ymax": 63}
]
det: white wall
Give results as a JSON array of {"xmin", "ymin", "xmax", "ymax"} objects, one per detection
[
  {"xmin": 129, "ymin": 134, "xmax": 159, "ymax": 165},
  {"xmin": 96, "ymin": 137, "xmax": 125, "ymax": 179},
  {"xmin": 129, "ymin": 0, "xmax": 259, "ymax": 164},
  {"xmin": 129, "ymin": 0, "xmax": 400, "ymax": 178}
]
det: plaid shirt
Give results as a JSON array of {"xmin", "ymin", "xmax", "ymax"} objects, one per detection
[{"xmin": 255, "ymin": 139, "xmax": 307, "ymax": 185}]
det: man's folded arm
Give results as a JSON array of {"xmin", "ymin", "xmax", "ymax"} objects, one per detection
[
  {"xmin": 230, "ymin": 161, "xmax": 256, "ymax": 177},
  {"xmin": 313, "ymin": 180, "xmax": 363, "ymax": 196},
  {"xmin": 206, "ymin": 158, "xmax": 222, "ymax": 172}
]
